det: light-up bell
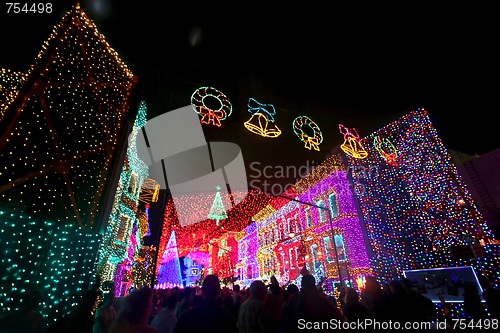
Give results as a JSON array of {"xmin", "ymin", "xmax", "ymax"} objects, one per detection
[
  {"xmin": 244, "ymin": 112, "xmax": 282, "ymax": 138},
  {"xmin": 339, "ymin": 124, "xmax": 368, "ymax": 159}
]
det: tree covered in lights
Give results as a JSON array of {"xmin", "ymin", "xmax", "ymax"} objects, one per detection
[
  {"xmin": 156, "ymin": 231, "xmax": 183, "ymax": 288},
  {"xmin": 208, "ymin": 185, "xmax": 227, "ymax": 223},
  {"xmin": 0, "ymin": 2, "xmax": 137, "ymax": 226}
]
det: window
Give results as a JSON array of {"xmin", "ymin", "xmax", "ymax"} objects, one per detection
[
  {"xmin": 323, "ymin": 236, "xmax": 335, "ymax": 263},
  {"xmin": 328, "ymin": 193, "xmax": 339, "ymax": 218},
  {"xmin": 129, "ymin": 173, "xmax": 139, "ymax": 196},
  {"xmin": 310, "ymin": 244, "xmax": 321, "ymax": 273},
  {"xmin": 246, "ymin": 266, "xmax": 253, "ymax": 279},
  {"xmin": 334, "ymin": 235, "xmax": 347, "ymax": 261},
  {"xmin": 304, "ymin": 207, "xmax": 312, "ymax": 228},
  {"xmin": 316, "ymin": 199, "xmax": 327, "ymax": 222},
  {"xmin": 116, "ymin": 216, "xmax": 131, "ymax": 242}
]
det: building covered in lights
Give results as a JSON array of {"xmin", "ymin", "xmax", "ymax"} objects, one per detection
[
  {"xmin": 155, "ymin": 108, "xmax": 499, "ymax": 294},
  {"xmin": 0, "ymin": 3, "xmax": 138, "ymax": 324},
  {"xmin": 236, "ymin": 155, "xmax": 372, "ymax": 290},
  {"xmin": 95, "ymin": 101, "xmax": 160, "ymax": 295},
  {"xmin": 340, "ymin": 109, "xmax": 499, "ymax": 285}
]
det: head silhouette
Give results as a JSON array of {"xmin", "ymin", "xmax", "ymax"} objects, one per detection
[
  {"xmin": 249, "ymin": 280, "xmax": 267, "ymax": 301},
  {"xmin": 202, "ymin": 274, "xmax": 221, "ymax": 300},
  {"xmin": 301, "ymin": 274, "xmax": 316, "ymax": 293}
]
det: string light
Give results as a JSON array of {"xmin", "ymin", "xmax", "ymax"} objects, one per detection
[
  {"xmin": 191, "ymin": 86, "xmax": 232, "ymax": 127},
  {"xmin": 244, "ymin": 98, "xmax": 282, "ymax": 138},
  {"xmin": 345, "ymin": 109, "xmax": 497, "ymax": 285},
  {"xmin": 0, "ymin": 3, "xmax": 137, "ymax": 226},
  {"xmin": 293, "ymin": 116, "xmax": 323, "ymax": 151},
  {"xmin": 339, "ymin": 124, "xmax": 368, "ymax": 159},
  {"xmin": 373, "ymin": 135, "xmax": 399, "ymax": 166},
  {"xmin": 95, "ymin": 100, "xmax": 155, "ymax": 293},
  {"xmin": 0, "ymin": 212, "xmax": 100, "ymax": 325}
]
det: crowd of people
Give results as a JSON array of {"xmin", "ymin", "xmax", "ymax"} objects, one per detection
[{"xmin": 1, "ymin": 272, "xmax": 499, "ymax": 333}]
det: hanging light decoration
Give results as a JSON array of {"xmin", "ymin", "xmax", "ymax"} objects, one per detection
[{"xmin": 244, "ymin": 98, "xmax": 281, "ymax": 138}]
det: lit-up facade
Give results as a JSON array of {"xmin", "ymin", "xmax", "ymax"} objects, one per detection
[{"xmin": 236, "ymin": 155, "xmax": 372, "ymax": 290}]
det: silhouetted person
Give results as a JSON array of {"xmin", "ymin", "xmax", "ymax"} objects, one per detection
[
  {"xmin": 108, "ymin": 286, "xmax": 157, "ymax": 333},
  {"xmin": 278, "ymin": 284, "xmax": 299, "ymax": 333},
  {"xmin": 64, "ymin": 289, "xmax": 101, "ymax": 333},
  {"xmin": 401, "ymin": 277, "xmax": 436, "ymax": 323},
  {"xmin": 0, "ymin": 290, "xmax": 44, "ymax": 333},
  {"xmin": 150, "ymin": 295, "xmax": 178, "ymax": 333},
  {"xmin": 173, "ymin": 287, "xmax": 193, "ymax": 319},
  {"xmin": 478, "ymin": 274, "xmax": 500, "ymax": 319},
  {"xmin": 173, "ymin": 275, "xmax": 237, "ymax": 333},
  {"xmin": 287, "ymin": 274, "xmax": 343, "ymax": 332},
  {"xmin": 264, "ymin": 283, "xmax": 283, "ymax": 327},
  {"xmin": 463, "ymin": 282, "xmax": 488, "ymax": 319},
  {"xmin": 387, "ymin": 279, "xmax": 412, "ymax": 323},
  {"xmin": 93, "ymin": 292, "xmax": 116, "ymax": 333},
  {"xmin": 360, "ymin": 276, "xmax": 390, "ymax": 321},
  {"xmin": 342, "ymin": 287, "xmax": 372, "ymax": 333},
  {"xmin": 231, "ymin": 284, "xmax": 244, "ymax": 319},
  {"xmin": 238, "ymin": 280, "xmax": 276, "ymax": 333}
]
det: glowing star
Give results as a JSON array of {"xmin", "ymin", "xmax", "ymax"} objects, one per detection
[
  {"xmin": 244, "ymin": 98, "xmax": 281, "ymax": 138},
  {"xmin": 338, "ymin": 124, "xmax": 368, "ymax": 159},
  {"xmin": 191, "ymin": 87, "xmax": 232, "ymax": 127},
  {"xmin": 374, "ymin": 136, "xmax": 399, "ymax": 166},
  {"xmin": 293, "ymin": 116, "xmax": 323, "ymax": 151}
]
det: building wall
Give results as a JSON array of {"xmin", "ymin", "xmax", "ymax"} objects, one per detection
[{"xmin": 452, "ymin": 148, "xmax": 500, "ymax": 238}]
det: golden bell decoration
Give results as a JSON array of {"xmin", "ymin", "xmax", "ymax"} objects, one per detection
[{"xmin": 244, "ymin": 112, "xmax": 282, "ymax": 138}]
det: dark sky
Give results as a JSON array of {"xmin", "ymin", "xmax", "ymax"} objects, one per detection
[{"xmin": 1, "ymin": 0, "xmax": 498, "ymax": 170}]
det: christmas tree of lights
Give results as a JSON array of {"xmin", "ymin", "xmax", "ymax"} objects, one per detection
[
  {"xmin": 156, "ymin": 231, "xmax": 183, "ymax": 288},
  {"xmin": 208, "ymin": 185, "xmax": 227, "ymax": 224}
]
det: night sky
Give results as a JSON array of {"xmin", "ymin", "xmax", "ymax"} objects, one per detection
[{"xmin": 1, "ymin": 0, "xmax": 498, "ymax": 176}]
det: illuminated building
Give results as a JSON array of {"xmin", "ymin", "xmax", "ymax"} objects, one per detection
[
  {"xmin": 342, "ymin": 109, "xmax": 498, "ymax": 285},
  {"xmin": 95, "ymin": 100, "xmax": 159, "ymax": 295}
]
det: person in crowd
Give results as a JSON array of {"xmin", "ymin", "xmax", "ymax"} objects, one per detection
[
  {"xmin": 230, "ymin": 284, "xmax": 244, "ymax": 320},
  {"xmin": 386, "ymin": 279, "xmax": 412, "ymax": 324},
  {"xmin": 360, "ymin": 276, "xmax": 391, "ymax": 321},
  {"xmin": 401, "ymin": 277, "xmax": 436, "ymax": 323},
  {"xmin": 264, "ymin": 283, "xmax": 283, "ymax": 327},
  {"xmin": 342, "ymin": 287, "xmax": 372, "ymax": 333},
  {"xmin": 0, "ymin": 290, "xmax": 44, "ymax": 333},
  {"xmin": 237, "ymin": 280, "xmax": 276, "ymax": 333},
  {"xmin": 150, "ymin": 295, "xmax": 178, "ymax": 333},
  {"xmin": 173, "ymin": 275, "xmax": 237, "ymax": 333},
  {"xmin": 93, "ymin": 292, "xmax": 116, "ymax": 333},
  {"xmin": 173, "ymin": 287, "xmax": 193, "ymax": 319},
  {"xmin": 64, "ymin": 289, "xmax": 102, "ymax": 333},
  {"xmin": 278, "ymin": 284, "xmax": 299, "ymax": 333},
  {"xmin": 108, "ymin": 286, "xmax": 158, "ymax": 333},
  {"xmin": 478, "ymin": 274, "xmax": 500, "ymax": 319},
  {"xmin": 286, "ymin": 274, "xmax": 344, "ymax": 333},
  {"xmin": 463, "ymin": 281, "xmax": 488, "ymax": 320}
]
